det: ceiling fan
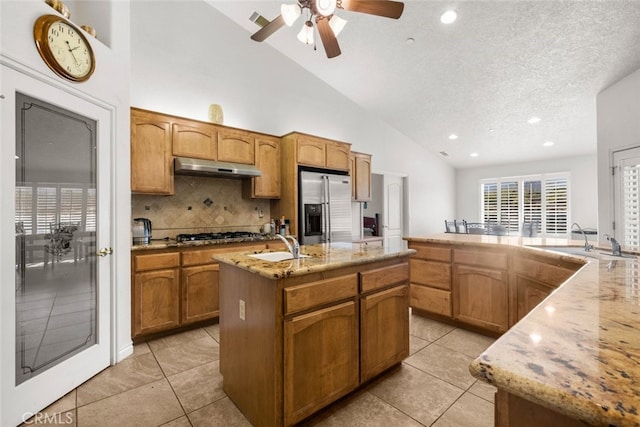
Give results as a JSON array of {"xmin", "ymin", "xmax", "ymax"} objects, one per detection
[{"xmin": 250, "ymin": 0, "xmax": 405, "ymax": 59}]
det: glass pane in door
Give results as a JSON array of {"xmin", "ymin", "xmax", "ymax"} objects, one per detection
[{"xmin": 15, "ymin": 93, "xmax": 97, "ymax": 385}]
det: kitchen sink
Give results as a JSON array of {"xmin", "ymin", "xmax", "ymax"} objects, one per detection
[
  {"xmin": 248, "ymin": 252, "xmax": 310, "ymax": 262},
  {"xmin": 541, "ymin": 246, "xmax": 636, "ymax": 260}
]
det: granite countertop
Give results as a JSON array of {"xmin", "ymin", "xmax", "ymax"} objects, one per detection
[
  {"xmin": 213, "ymin": 242, "xmax": 416, "ymax": 279},
  {"xmin": 409, "ymin": 234, "xmax": 640, "ymax": 426},
  {"xmin": 131, "ymin": 235, "xmax": 282, "ymax": 251}
]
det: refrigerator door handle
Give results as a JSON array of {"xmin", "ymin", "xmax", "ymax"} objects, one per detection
[{"xmin": 325, "ymin": 175, "xmax": 332, "ymax": 242}]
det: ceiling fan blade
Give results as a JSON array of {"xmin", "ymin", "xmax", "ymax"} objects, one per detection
[
  {"xmin": 250, "ymin": 15, "xmax": 286, "ymax": 42},
  {"xmin": 317, "ymin": 18, "xmax": 341, "ymax": 58},
  {"xmin": 339, "ymin": 0, "xmax": 404, "ymax": 19}
]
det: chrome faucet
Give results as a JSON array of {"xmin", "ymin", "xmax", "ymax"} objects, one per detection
[
  {"xmin": 571, "ymin": 223, "xmax": 593, "ymax": 252},
  {"xmin": 607, "ymin": 236, "xmax": 622, "ymax": 256},
  {"xmin": 275, "ymin": 234, "xmax": 301, "ymax": 259}
]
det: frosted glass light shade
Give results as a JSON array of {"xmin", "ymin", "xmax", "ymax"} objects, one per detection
[
  {"xmin": 297, "ymin": 21, "xmax": 314, "ymax": 44},
  {"xmin": 281, "ymin": 3, "xmax": 301, "ymax": 26},
  {"xmin": 316, "ymin": 0, "xmax": 337, "ymax": 16},
  {"xmin": 329, "ymin": 15, "xmax": 347, "ymax": 36}
]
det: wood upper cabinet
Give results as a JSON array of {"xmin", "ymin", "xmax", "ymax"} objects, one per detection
[
  {"xmin": 350, "ymin": 151, "xmax": 372, "ymax": 201},
  {"xmin": 130, "ymin": 109, "xmax": 174, "ymax": 195},
  {"xmin": 284, "ymin": 300, "xmax": 359, "ymax": 426},
  {"xmin": 217, "ymin": 128, "xmax": 254, "ymax": 164},
  {"xmin": 326, "ymin": 141, "xmax": 351, "ymax": 170},
  {"xmin": 297, "ymin": 136, "xmax": 326, "ymax": 167},
  {"xmin": 247, "ymin": 136, "xmax": 281, "ymax": 199},
  {"xmin": 132, "ymin": 252, "xmax": 181, "ymax": 337},
  {"xmin": 172, "ymin": 121, "xmax": 217, "ymax": 160}
]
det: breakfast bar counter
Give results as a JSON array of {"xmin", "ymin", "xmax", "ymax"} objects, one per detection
[{"xmin": 407, "ymin": 234, "xmax": 640, "ymax": 427}]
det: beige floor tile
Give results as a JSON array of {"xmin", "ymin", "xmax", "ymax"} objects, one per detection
[
  {"xmin": 203, "ymin": 323, "xmax": 220, "ymax": 342},
  {"xmin": 434, "ymin": 328, "xmax": 495, "ymax": 358},
  {"xmin": 409, "ymin": 315, "xmax": 455, "ymax": 342},
  {"xmin": 187, "ymin": 397, "xmax": 252, "ymax": 427},
  {"xmin": 154, "ymin": 336, "xmax": 220, "ymax": 376},
  {"xmin": 305, "ymin": 390, "xmax": 423, "ymax": 426},
  {"xmin": 77, "ymin": 379, "xmax": 184, "ymax": 427},
  {"xmin": 76, "ymin": 352, "xmax": 165, "ymax": 406},
  {"xmin": 468, "ymin": 380, "xmax": 497, "ymax": 403},
  {"xmin": 167, "ymin": 360, "xmax": 225, "ymax": 413},
  {"xmin": 160, "ymin": 415, "xmax": 193, "ymax": 427},
  {"xmin": 43, "ymin": 389, "xmax": 76, "ymax": 414},
  {"xmin": 132, "ymin": 341, "xmax": 151, "ymax": 358},
  {"xmin": 404, "ymin": 343, "xmax": 476, "ymax": 389},
  {"xmin": 147, "ymin": 328, "xmax": 209, "ymax": 352},
  {"xmin": 432, "ymin": 392, "xmax": 494, "ymax": 427},
  {"xmin": 367, "ymin": 363, "xmax": 464, "ymax": 426},
  {"xmin": 409, "ymin": 334, "xmax": 429, "ymax": 355}
]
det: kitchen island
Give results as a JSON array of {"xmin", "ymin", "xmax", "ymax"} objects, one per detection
[
  {"xmin": 214, "ymin": 242, "xmax": 415, "ymax": 427},
  {"xmin": 406, "ymin": 234, "xmax": 640, "ymax": 427}
]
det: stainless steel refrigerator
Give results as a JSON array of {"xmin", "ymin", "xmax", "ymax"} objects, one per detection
[{"xmin": 299, "ymin": 170, "xmax": 352, "ymax": 245}]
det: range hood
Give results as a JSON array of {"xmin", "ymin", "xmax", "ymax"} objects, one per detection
[{"xmin": 174, "ymin": 157, "xmax": 262, "ymax": 178}]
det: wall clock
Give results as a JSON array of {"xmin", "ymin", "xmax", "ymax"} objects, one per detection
[{"xmin": 33, "ymin": 14, "xmax": 96, "ymax": 83}]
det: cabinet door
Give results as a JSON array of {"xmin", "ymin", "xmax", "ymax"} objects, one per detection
[
  {"xmin": 453, "ymin": 264, "xmax": 509, "ymax": 333},
  {"xmin": 515, "ymin": 275, "xmax": 555, "ymax": 323},
  {"xmin": 354, "ymin": 153, "xmax": 372, "ymax": 201},
  {"xmin": 284, "ymin": 301, "xmax": 359, "ymax": 426},
  {"xmin": 360, "ymin": 285, "xmax": 409, "ymax": 382},
  {"xmin": 349, "ymin": 153, "xmax": 356, "ymax": 199},
  {"xmin": 133, "ymin": 268, "xmax": 180, "ymax": 337},
  {"xmin": 217, "ymin": 128, "xmax": 254, "ymax": 164},
  {"xmin": 172, "ymin": 122, "xmax": 217, "ymax": 160},
  {"xmin": 181, "ymin": 264, "xmax": 220, "ymax": 324},
  {"xmin": 252, "ymin": 137, "xmax": 281, "ymax": 198},
  {"xmin": 131, "ymin": 112, "xmax": 173, "ymax": 194},
  {"xmin": 326, "ymin": 141, "xmax": 351, "ymax": 170},
  {"xmin": 297, "ymin": 137, "xmax": 326, "ymax": 167}
]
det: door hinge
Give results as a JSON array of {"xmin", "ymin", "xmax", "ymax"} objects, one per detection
[
  {"xmin": 611, "ymin": 166, "xmax": 616, "ymax": 176},
  {"xmin": 612, "ymin": 221, "xmax": 616, "ymax": 231}
]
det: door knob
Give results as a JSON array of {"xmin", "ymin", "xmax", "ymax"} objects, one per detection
[{"xmin": 97, "ymin": 247, "xmax": 113, "ymax": 257}]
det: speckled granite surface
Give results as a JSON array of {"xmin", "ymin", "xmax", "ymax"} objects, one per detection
[
  {"xmin": 213, "ymin": 242, "xmax": 416, "ymax": 279},
  {"xmin": 131, "ymin": 235, "xmax": 281, "ymax": 251},
  {"xmin": 410, "ymin": 234, "xmax": 640, "ymax": 426}
]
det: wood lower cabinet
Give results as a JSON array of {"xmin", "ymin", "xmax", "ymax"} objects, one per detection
[
  {"xmin": 181, "ymin": 264, "xmax": 220, "ymax": 324},
  {"xmin": 132, "ymin": 252, "xmax": 181, "ymax": 336},
  {"xmin": 131, "ymin": 109, "xmax": 174, "ymax": 195},
  {"xmin": 407, "ymin": 242, "xmax": 453, "ymax": 317},
  {"xmin": 453, "ymin": 264, "xmax": 509, "ymax": 333},
  {"xmin": 284, "ymin": 301, "xmax": 359, "ymax": 426}
]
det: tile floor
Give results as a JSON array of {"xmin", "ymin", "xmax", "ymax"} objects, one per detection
[{"xmin": 27, "ymin": 314, "xmax": 497, "ymax": 427}]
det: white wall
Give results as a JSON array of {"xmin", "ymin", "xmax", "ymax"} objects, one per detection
[
  {"xmin": 129, "ymin": 1, "xmax": 455, "ymax": 237},
  {"xmin": 597, "ymin": 67, "xmax": 640, "ymax": 243},
  {"xmin": 456, "ymin": 154, "xmax": 598, "ymax": 231},
  {"xmin": 1, "ymin": 0, "xmax": 132, "ymax": 363}
]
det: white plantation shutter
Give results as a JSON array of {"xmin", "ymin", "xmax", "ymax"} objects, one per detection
[
  {"xmin": 36, "ymin": 186, "xmax": 57, "ymax": 234},
  {"xmin": 523, "ymin": 180, "xmax": 542, "ymax": 232},
  {"xmin": 482, "ymin": 183, "xmax": 498, "ymax": 224},
  {"xmin": 544, "ymin": 177, "xmax": 568, "ymax": 234},
  {"xmin": 15, "ymin": 185, "xmax": 34, "ymax": 234},
  {"xmin": 622, "ymin": 163, "xmax": 640, "ymax": 248},
  {"xmin": 60, "ymin": 187, "xmax": 84, "ymax": 227},
  {"xmin": 86, "ymin": 187, "xmax": 97, "ymax": 232},
  {"xmin": 500, "ymin": 181, "xmax": 519, "ymax": 232}
]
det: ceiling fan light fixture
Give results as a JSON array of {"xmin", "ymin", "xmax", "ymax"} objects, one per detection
[
  {"xmin": 281, "ymin": 3, "xmax": 302, "ymax": 26},
  {"xmin": 315, "ymin": 0, "xmax": 337, "ymax": 16},
  {"xmin": 329, "ymin": 15, "xmax": 347, "ymax": 36},
  {"xmin": 297, "ymin": 20, "xmax": 315, "ymax": 45}
]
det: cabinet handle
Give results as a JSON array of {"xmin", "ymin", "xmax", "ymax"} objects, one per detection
[{"xmin": 97, "ymin": 247, "xmax": 113, "ymax": 257}]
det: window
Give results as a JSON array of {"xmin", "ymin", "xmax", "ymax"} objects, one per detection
[{"xmin": 481, "ymin": 173, "xmax": 570, "ymax": 236}]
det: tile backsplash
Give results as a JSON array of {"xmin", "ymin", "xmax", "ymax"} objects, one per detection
[{"xmin": 132, "ymin": 176, "xmax": 271, "ymax": 239}]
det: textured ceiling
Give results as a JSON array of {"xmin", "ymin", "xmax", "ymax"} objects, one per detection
[{"xmin": 209, "ymin": 1, "xmax": 640, "ymax": 169}]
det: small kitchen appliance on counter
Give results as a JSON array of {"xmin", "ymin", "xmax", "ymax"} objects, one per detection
[{"xmin": 132, "ymin": 218, "xmax": 152, "ymax": 245}]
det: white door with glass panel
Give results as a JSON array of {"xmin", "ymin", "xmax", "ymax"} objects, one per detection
[
  {"xmin": 1, "ymin": 66, "xmax": 112, "ymax": 426},
  {"xmin": 613, "ymin": 147, "xmax": 640, "ymax": 250}
]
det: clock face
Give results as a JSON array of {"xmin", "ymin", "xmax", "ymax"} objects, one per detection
[{"xmin": 34, "ymin": 15, "xmax": 95, "ymax": 82}]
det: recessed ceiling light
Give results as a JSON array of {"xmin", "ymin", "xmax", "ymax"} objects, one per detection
[
  {"xmin": 439, "ymin": 151, "xmax": 449, "ymax": 157},
  {"xmin": 543, "ymin": 141, "xmax": 555, "ymax": 147},
  {"xmin": 448, "ymin": 134, "xmax": 458, "ymax": 140},
  {"xmin": 488, "ymin": 128, "xmax": 495, "ymax": 133},
  {"xmin": 470, "ymin": 152, "xmax": 479, "ymax": 157},
  {"xmin": 440, "ymin": 10, "xmax": 457, "ymax": 24},
  {"xmin": 528, "ymin": 116, "xmax": 541, "ymax": 124},
  {"xmin": 405, "ymin": 37, "xmax": 415, "ymax": 45}
]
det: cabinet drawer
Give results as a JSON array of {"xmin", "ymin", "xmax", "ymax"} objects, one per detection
[
  {"xmin": 182, "ymin": 248, "xmax": 222, "ymax": 266},
  {"xmin": 284, "ymin": 274, "xmax": 358, "ymax": 315},
  {"xmin": 454, "ymin": 248, "xmax": 508, "ymax": 270},
  {"xmin": 410, "ymin": 284, "xmax": 451, "ymax": 317},
  {"xmin": 410, "ymin": 259, "xmax": 451, "ymax": 290},
  {"xmin": 360, "ymin": 263, "xmax": 409, "ymax": 293},
  {"xmin": 134, "ymin": 252, "xmax": 180, "ymax": 271},
  {"xmin": 410, "ymin": 244, "xmax": 451, "ymax": 262}
]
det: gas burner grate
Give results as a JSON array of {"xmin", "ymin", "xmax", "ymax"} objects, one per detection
[{"xmin": 175, "ymin": 231, "xmax": 260, "ymax": 243}]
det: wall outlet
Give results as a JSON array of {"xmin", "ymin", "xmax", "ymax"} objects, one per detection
[{"xmin": 239, "ymin": 299, "xmax": 246, "ymax": 320}]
